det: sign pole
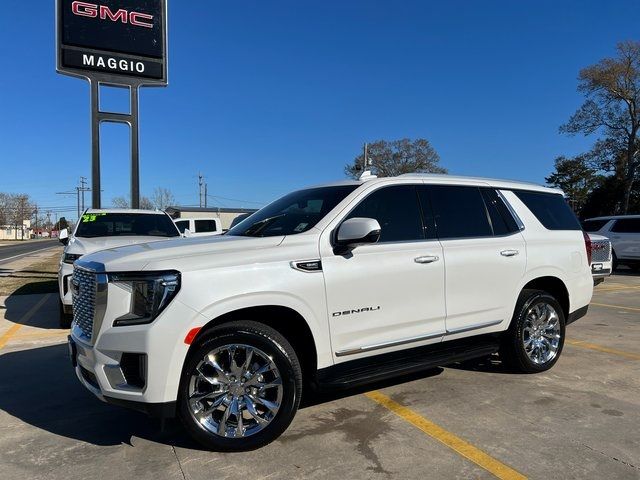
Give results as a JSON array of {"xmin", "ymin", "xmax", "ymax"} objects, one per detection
[
  {"xmin": 130, "ymin": 85, "xmax": 140, "ymax": 209},
  {"xmin": 90, "ymin": 80, "xmax": 101, "ymax": 209}
]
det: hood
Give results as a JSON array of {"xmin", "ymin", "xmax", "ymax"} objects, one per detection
[
  {"xmin": 67, "ymin": 235, "xmax": 174, "ymax": 256},
  {"xmin": 78, "ymin": 234, "xmax": 285, "ymax": 271}
]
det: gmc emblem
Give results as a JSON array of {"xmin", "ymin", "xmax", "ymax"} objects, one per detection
[{"xmin": 71, "ymin": 1, "xmax": 154, "ymax": 28}]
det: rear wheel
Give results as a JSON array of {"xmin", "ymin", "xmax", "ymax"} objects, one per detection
[
  {"xmin": 178, "ymin": 321, "xmax": 302, "ymax": 451},
  {"xmin": 500, "ymin": 289, "xmax": 565, "ymax": 373},
  {"xmin": 612, "ymin": 250, "xmax": 619, "ymax": 271}
]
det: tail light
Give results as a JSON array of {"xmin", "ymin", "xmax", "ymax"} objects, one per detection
[{"xmin": 583, "ymin": 231, "xmax": 592, "ymax": 265}]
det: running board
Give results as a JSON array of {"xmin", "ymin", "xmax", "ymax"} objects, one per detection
[{"xmin": 316, "ymin": 335, "xmax": 500, "ymax": 389}]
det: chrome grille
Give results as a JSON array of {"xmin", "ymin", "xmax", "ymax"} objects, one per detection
[
  {"xmin": 72, "ymin": 267, "xmax": 96, "ymax": 340},
  {"xmin": 591, "ymin": 239, "xmax": 612, "ymax": 263}
]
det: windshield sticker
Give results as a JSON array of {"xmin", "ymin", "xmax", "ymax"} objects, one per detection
[
  {"xmin": 82, "ymin": 213, "xmax": 107, "ymax": 222},
  {"xmin": 294, "ymin": 222, "xmax": 309, "ymax": 232}
]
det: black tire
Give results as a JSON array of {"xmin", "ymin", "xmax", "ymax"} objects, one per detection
[
  {"xmin": 500, "ymin": 289, "xmax": 565, "ymax": 373},
  {"xmin": 178, "ymin": 321, "xmax": 302, "ymax": 451},
  {"xmin": 58, "ymin": 298, "xmax": 73, "ymax": 329},
  {"xmin": 612, "ymin": 250, "xmax": 619, "ymax": 272}
]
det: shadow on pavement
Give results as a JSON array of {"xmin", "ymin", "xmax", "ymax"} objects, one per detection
[
  {"xmin": 3, "ymin": 291, "xmax": 60, "ymax": 329},
  {"xmin": 0, "ymin": 343, "xmax": 446, "ymax": 450}
]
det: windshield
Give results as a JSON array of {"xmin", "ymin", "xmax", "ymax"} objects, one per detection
[
  {"xmin": 75, "ymin": 213, "xmax": 180, "ymax": 238},
  {"xmin": 227, "ymin": 185, "xmax": 359, "ymax": 237}
]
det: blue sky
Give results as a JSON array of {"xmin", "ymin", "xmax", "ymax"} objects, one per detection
[{"xmin": 0, "ymin": 0, "xmax": 638, "ymax": 221}]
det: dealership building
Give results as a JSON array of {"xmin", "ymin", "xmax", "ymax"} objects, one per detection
[{"xmin": 165, "ymin": 206, "xmax": 257, "ymax": 230}]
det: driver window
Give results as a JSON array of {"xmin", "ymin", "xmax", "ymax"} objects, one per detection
[{"xmin": 346, "ymin": 185, "xmax": 424, "ymax": 243}]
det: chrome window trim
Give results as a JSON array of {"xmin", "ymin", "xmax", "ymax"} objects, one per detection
[{"xmin": 495, "ymin": 189, "xmax": 525, "ymax": 232}]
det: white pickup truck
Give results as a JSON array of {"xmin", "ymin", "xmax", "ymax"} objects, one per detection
[
  {"xmin": 173, "ymin": 218, "xmax": 223, "ymax": 237},
  {"xmin": 67, "ymin": 174, "xmax": 593, "ymax": 451}
]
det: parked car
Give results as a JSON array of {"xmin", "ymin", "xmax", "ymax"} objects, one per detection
[
  {"xmin": 582, "ymin": 215, "xmax": 640, "ymax": 271},
  {"xmin": 58, "ymin": 209, "xmax": 181, "ymax": 328},
  {"xmin": 587, "ymin": 234, "xmax": 612, "ymax": 285},
  {"xmin": 174, "ymin": 217, "xmax": 223, "ymax": 237},
  {"xmin": 67, "ymin": 174, "xmax": 593, "ymax": 451}
]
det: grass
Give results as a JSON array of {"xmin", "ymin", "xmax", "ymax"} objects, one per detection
[{"xmin": 0, "ymin": 251, "xmax": 60, "ymax": 296}]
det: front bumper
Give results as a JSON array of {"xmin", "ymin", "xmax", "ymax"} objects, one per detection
[
  {"xmin": 68, "ymin": 282, "xmax": 199, "ymax": 411},
  {"xmin": 58, "ymin": 261, "xmax": 74, "ymax": 307}
]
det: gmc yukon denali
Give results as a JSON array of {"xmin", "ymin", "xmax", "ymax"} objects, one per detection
[{"xmin": 67, "ymin": 174, "xmax": 593, "ymax": 450}]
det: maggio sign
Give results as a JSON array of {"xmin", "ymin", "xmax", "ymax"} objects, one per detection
[{"xmin": 56, "ymin": 0, "xmax": 167, "ymax": 84}]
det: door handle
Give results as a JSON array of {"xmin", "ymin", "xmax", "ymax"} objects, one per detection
[
  {"xmin": 500, "ymin": 249, "xmax": 519, "ymax": 257},
  {"xmin": 414, "ymin": 255, "xmax": 439, "ymax": 264}
]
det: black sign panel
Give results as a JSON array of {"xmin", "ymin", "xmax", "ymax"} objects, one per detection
[{"xmin": 57, "ymin": 0, "xmax": 167, "ymax": 85}]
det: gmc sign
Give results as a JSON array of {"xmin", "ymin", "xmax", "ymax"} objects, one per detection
[{"xmin": 56, "ymin": 0, "xmax": 167, "ymax": 84}]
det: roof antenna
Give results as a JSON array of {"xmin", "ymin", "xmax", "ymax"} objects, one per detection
[{"xmin": 359, "ymin": 143, "xmax": 377, "ymax": 181}]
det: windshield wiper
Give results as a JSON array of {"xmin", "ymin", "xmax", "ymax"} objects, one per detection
[{"xmin": 241, "ymin": 214, "xmax": 286, "ymax": 237}]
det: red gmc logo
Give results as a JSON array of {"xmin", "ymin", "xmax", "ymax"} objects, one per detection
[{"xmin": 71, "ymin": 1, "xmax": 154, "ymax": 29}]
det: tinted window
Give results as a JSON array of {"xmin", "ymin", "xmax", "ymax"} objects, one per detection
[
  {"xmin": 429, "ymin": 185, "xmax": 492, "ymax": 239},
  {"xmin": 195, "ymin": 220, "xmax": 218, "ymax": 233},
  {"xmin": 346, "ymin": 185, "xmax": 424, "ymax": 243},
  {"xmin": 75, "ymin": 213, "xmax": 179, "ymax": 238},
  {"xmin": 175, "ymin": 220, "xmax": 188, "ymax": 233},
  {"xmin": 611, "ymin": 218, "xmax": 640, "ymax": 233},
  {"xmin": 513, "ymin": 191, "xmax": 581, "ymax": 230},
  {"xmin": 481, "ymin": 188, "xmax": 519, "ymax": 235},
  {"xmin": 228, "ymin": 185, "xmax": 358, "ymax": 237},
  {"xmin": 581, "ymin": 219, "xmax": 610, "ymax": 232}
]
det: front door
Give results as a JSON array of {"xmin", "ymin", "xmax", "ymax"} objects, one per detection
[{"xmin": 321, "ymin": 184, "xmax": 446, "ymax": 359}]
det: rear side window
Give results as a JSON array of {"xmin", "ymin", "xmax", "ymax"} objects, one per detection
[
  {"xmin": 611, "ymin": 218, "xmax": 640, "ymax": 233},
  {"xmin": 195, "ymin": 220, "xmax": 218, "ymax": 233},
  {"xmin": 513, "ymin": 191, "xmax": 581, "ymax": 230},
  {"xmin": 481, "ymin": 189, "xmax": 520, "ymax": 235},
  {"xmin": 428, "ymin": 185, "xmax": 493, "ymax": 239},
  {"xmin": 175, "ymin": 220, "xmax": 188, "ymax": 233},
  {"xmin": 581, "ymin": 219, "xmax": 610, "ymax": 232},
  {"xmin": 346, "ymin": 185, "xmax": 424, "ymax": 243}
]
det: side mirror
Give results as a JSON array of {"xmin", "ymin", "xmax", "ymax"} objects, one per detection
[
  {"xmin": 59, "ymin": 228, "xmax": 69, "ymax": 246},
  {"xmin": 334, "ymin": 217, "xmax": 381, "ymax": 254},
  {"xmin": 183, "ymin": 228, "xmax": 192, "ymax": 238}
]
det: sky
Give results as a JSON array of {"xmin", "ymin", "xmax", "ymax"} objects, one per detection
[{"xmin": 0, "ymin": 0, "xmax": 639, "ymax": 222}]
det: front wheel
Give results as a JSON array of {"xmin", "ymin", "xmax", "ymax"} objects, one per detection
[
  {"xmin": 178, "ymin": 321, "xmax": 302, "ymax": 451},
  {"xmin": 58, "ymin": 298, "xmax": 72, "ymax": 329},
  {"xmin": 500, "ymin": 289, "xmax": 565, "ymax": 373}
]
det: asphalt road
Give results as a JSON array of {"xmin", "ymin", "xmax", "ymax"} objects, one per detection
[{"xmin": 0, "ymin": 240, "xmax": 59, "ymax": 264}]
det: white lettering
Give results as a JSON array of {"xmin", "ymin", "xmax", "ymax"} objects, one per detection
[
  {"xmin": 82, "ymin": 54, "xmax": 95, "ymax": 66},
  {"xmin": 96, "ymin": 57, "xmax": 105, "ymax": 68},
  {"xmin": 107, "ymin": 58, "xmax": 117, "ymax": 69}
]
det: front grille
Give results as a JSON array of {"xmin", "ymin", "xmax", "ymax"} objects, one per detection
[
  {"xmin": 591, "ymin": 240, "xmax": 611, "ymax": 263},
  {"xmin": 72, "ymin": 267, "xmax": 97, "ymax": 339}
]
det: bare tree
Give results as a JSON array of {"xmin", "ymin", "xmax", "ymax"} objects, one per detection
[
  {"xmin": 151, "ymin": 187, "xmax": 175, "ymax": 210},
  {"xmin": 111, "ymin": 195, "xmax": 154, "ymax": 210},
  {"xmin": 345, "ymin": 138, "xmax": 446, "ymax": 179},
  {"xmin": 560, "ymin": 41, "xmax": 640, "ymax": 213}
]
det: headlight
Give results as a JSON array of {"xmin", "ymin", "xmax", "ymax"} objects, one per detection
[
  {"xmin": 108, "ymin": 271, "xmax": 181, "ymax": 326},
  {"xmin": 63, "ymin": 253, "xmax": 82, "ymax": 264}
]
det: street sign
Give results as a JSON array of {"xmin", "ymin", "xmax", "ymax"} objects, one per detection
[{"xmin": 56, "ymin": 0, "xmax": 168, "ymax": 85}]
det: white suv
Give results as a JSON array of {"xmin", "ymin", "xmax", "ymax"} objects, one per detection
[
  {"xmin": 58, "ymin": 209, "xmax": 181, "ymax": 328},
  {"xmin": 582, "ymin": 215, "xmax": 640, "ymax": 271},
  {"xmin": 68, "ymin": 175, "xmax": 593, "ymax": 450}
]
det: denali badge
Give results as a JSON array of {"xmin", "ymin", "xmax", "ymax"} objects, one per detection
[
  {"xmin": 71, "ymin": 1, "xmax": 154, "ymax": 28},
  {"xmin": 332, "ymin": 306, "xmax": 381, "ymax": 317}
]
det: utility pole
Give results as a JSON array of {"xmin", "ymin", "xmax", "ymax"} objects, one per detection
[
  {"xmin": 79, "ymin": 176, "xmax": 88, "ymax": 212},
  {"xmin": 204, "ymin": 183, "xmax": 208, "ymax": 208},
  {"xmin": 198, "ymin": 173, "xmax": 205, "ymax": 208},
  {"xmin": 47, "ymin": 211, "xmax": 52, "ymax": 237},
  {"xmin": 34, "ymin": 204, "xmax": 38, "ymax": 238}
]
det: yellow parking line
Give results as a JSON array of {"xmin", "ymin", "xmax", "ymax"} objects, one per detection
[
  {"xmin": 0, "ymin": 294, "xmax": 51, "ymax": 350},
  {"xmin": 565, "ymin": 339, "xmax": 640, "ymax": 361},
  {"xmin": 590, "ymin": 302, "xmax": 640, "ymax": 312},
  {"xmin": 365, "ymin": 391, "xmax": 527, "ymax": 480}
]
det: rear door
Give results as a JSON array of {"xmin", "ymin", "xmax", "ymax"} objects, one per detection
[
  {"xmin": 609, "ymin": 218, "xmax": 640, "ymax": 260},
  {"xmin": 421, "ymin": 185, "xmax": 526, "ymax": 334}
]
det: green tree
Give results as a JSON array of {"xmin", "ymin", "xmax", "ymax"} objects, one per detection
[
  {"xmin": 545, "ymin": 156, "xmax": 601, "ymax": 215},
  {"xmin": 345, "ymin": 138, "xmax": 446, "ymax": 179},
  {"xmin": 560, "ymin": 41, "xmax": 640, "ymax": 214}
]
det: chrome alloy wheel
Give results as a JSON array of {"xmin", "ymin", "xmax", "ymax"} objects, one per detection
[
  {"xmin": 187, "ymin": 344, "xmax": 284, "ymax": 438},
  {"xmin": 522, "ymin": 302, "xmax": 561, "ymax": 365}
]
